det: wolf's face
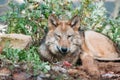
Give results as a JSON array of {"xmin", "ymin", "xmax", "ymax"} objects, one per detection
[{"xmin": 45, "ymin": 14, "xmax": 81, "ymax": 56}]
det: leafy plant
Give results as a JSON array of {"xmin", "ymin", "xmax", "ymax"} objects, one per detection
[
  {"xmin": 76, "ymin": 0, "xmax": 120, "ymax": 49},
  {"xmin": 103, "ymin": 17, "xmax": 120, "ymax": 48},
  {"xmin": 0, "ymin": 46, "xmax": 50, "ymax": 75}
]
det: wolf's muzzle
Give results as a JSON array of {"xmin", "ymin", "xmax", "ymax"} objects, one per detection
[{"xmin": 57, "ymin": 46, "xmax": 68, "ymax": 55}]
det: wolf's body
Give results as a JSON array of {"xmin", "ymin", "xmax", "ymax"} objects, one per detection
[
  {"xmin": 81, "ymin": 30, "xmax": 119, "ymax": 59},
  {"xmin": 38, "ymin": 14, "xmax": 120, "ymax": 78}
]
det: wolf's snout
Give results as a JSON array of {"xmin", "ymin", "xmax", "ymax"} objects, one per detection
[
  {"xmin": 57, "ymin": 46, "xmax": 68, "ymax": 55},
  {"xmin": 61, "ymin": 47, "xmax": 67, "ymax": 53}
]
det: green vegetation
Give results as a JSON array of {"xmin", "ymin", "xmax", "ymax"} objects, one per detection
[
  {"xmin": 0, "ymin": 0, "xmax": 120, "ymax": 76},
  {"xmin": 0, "ymin": 46, "xmax": 50, "ymax": 75}
]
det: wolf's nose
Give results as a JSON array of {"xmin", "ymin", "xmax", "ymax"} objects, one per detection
[{"xmin": 61, "ymin": 47, "xmax": 68, "ymax": 53}]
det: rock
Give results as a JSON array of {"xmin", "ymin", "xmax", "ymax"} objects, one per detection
[
  {"xmin": 0, "ymin": 68, "xmax": 11, "ymax": 76},
  {"xmin": 0, "ymin": 46, "xmax": 3, "ymax": 54},
  {"xmin": 68, "ymin": 69, "xmax": 78, "ymax": 75},
  {"xmin": 51, "ymin": 66, "xmax": 67, "ymax": 73},
  {"xmin": 45, "ymin": 74, "xmax": 50, "ymax": 78},
  {"xmin": 102, "ymin": 71, "xmax": 120, "ymax": 79},
  {"xmin": 37, "ymin": 73, "xmax": 46, "ymax": 80},
  {"xmin": 0, "ymin": 34, "xmax": 32, "ymax": 49},
  {"xmin": 37, "ymin": 76, "xmax": 43, "ymax": 80},
  {"xmin": 13, "ymin": 72, "xmax": 31, "ymax": 80}
]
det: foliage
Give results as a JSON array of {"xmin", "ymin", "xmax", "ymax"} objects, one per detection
[
  {"xmin": 80, "ymin": 0, "xmax": 107, "ymax": 30},
  {"xmin": 0, "ymin": 0, "xmax": 120, "ymax": 76},
  {"xmin": 2, "ymin": 0, "xmax": 73, "ymax": 45},
  {"xmin": 0, "ymin": 46, "xmax": 50, "ymax": 75},
  {"xmin": 78, "ymin": 0, "xmax": 120, "ymax": 48},
  {"xmin": 103, "ymin": 17, "xmax": 120, "ymax": 47}
]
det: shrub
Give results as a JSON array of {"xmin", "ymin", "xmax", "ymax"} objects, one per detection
[{"xmin": 0, "ymin": 0, "xmax": 120, "ymax": 75}]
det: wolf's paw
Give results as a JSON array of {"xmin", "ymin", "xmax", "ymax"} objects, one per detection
[{"xmin": 88, "ymin": 68, "xmax": 100, "ymax": 80}]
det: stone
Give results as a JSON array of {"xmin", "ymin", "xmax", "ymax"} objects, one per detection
[
  {"xmin": 13, "ymin": 72, "xmax": 31, "ymax": 80},
  {"xmin": 0, "ymin": 68, "xmax": 11, "ymax": 76},
  {"xmin": 0, "ymin": 46, "xmax": 3, "ymax": 54},
  {"xmin": 0, "ymin": 34, "xmax": 32, "ymax": 49}
]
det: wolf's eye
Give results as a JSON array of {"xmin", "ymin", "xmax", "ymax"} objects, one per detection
[
  {"xmin": 67, "ymin": 35, "xmax": 73, "ymax": 39},
  {"xmin": 55, "ymin": 34, "xmax": 61, "ymax": 39}
]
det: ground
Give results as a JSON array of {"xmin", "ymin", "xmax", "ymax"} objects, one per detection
[{"xmin": 0, "ymin": 60, "xmax": 120, "ymax": 80}]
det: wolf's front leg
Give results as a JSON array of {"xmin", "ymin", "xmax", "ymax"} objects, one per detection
[
  {"xmin": 38, "ymin": 43, "xmax": 53, "ymax": 62},
  {"xmin": 80, "ymin": 53, "xmax": 100, "ymax": 79}
]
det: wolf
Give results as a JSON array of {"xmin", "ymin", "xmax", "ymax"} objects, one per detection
[
  {"xmin": 38, "ymin": 14, "xmax": 82, "ymax": 62},
  {"xmin": 38, "ymin": 14, "xmax": 120, "ymax": 78}
]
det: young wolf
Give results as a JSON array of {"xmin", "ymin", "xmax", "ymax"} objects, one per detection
[{"xmin": 38, "ymin": 14, "xmax": 120, "ymax": 77}]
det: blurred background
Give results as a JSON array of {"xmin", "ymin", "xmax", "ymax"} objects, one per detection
[{"xmin": 0, "ymin": 0, "xmax": 120, "ymax": 18}]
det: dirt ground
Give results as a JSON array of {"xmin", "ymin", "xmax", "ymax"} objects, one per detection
[
  {"xmin": 0, "ymin": 60, "xmax": 120, "ymax": 80},
  {"xmin": 70, "ymin": 61, "xmax": 120, "ymax": 80},
  {"xmin": 48, "ymin": 61, "xmax": 120, "ymax": 80}
]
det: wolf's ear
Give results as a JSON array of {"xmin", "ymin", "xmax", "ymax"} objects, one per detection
[
  {"xmin": 69, "ymin": 15, "xmax": 80, "ymax": 31},
  {"xmin": 48, "ymin": 14, "xmax": 59, "ymax": 30}
]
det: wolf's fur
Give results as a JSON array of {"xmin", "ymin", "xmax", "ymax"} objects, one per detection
[
  {"xmin": 81, "ymin": 31, "xmax": 119, "ymax": 60},
  {"xmin": 38, "ymin": 14, "xmax": 82, "ymax": 62},
  {"xmin": 38, "ymin": 14, "xmax": 120, "ymax": 77}
]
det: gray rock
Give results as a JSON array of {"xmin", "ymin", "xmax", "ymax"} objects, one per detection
[
  {"xmin": 0, "ymin": 68, "xmax": 11, "ymax": 76},
  {"xmin": 37, "ymin": 76, "xmax": 43, "ymax": 80},
  {"xmin": 0, "ymin": 34, "xmax": 32, "ymax": 49}
]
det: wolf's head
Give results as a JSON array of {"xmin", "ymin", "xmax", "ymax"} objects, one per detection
[{"xmin": 45, "ymin": 14, "xmax": 81, "ymax": 56}]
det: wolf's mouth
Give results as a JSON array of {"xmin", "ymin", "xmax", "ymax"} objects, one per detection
[{"xmin": 57, "ymin": 46, "xmax": 62, "ymax": 53}]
